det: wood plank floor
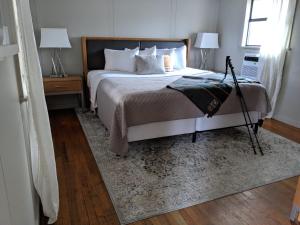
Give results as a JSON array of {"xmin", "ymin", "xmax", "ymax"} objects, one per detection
[{"xmin": 41, "ymin": 109, "xmax": 300, "ymax": 225}]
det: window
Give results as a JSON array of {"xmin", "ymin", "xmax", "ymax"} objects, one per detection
[{"xmin": 242, "ymin": 0, "xmax": 271, "ymax": 47}]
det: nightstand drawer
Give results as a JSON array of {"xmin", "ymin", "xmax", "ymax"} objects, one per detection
[{"xmin": 44, "ymin": 80, "xmax": 82, "ymax": 94}]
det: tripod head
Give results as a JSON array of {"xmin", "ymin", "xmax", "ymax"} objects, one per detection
[
  {"xmin": 222, "ymin": 56, "xmax": 240, "ymax": 92},
  {"xmin": 225, "ymin": 56, "xmax": 230, "ymax": 75},
  {"xmin": 222, "ymin": 56, "xmax": 231, "ymax": 82}
]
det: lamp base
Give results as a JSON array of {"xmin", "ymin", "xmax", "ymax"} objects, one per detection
[
  {"xmin": 51, "ymin": 49, "xmax": 67, "ymax": 78},
  {"xmin": 200, "ymin": 49, "xmax": 210, "ymax": 70}
]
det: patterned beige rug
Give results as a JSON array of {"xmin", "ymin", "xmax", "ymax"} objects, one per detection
[{"xmin": 77, "ymin": 111, "xmax": 300, "ymax": 225}]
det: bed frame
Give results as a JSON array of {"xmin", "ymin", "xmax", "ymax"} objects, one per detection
[{"xmin": 81, "ymin": 36, "xmax": 263, "ymax": 144}]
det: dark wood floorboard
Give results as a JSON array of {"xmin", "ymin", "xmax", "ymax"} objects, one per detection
[{"xmin": 41, "ymin": 109, "xmax": 299, "ymax": 225}]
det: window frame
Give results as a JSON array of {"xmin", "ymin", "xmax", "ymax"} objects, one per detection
[{"xmin": 242, "ymin": 0, "xmax": 268, "ymax": 48}]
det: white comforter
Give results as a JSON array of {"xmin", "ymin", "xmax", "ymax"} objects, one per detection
[{"xmin": 87, "ymin": 67, "xmax": 214, "ymax": 110}]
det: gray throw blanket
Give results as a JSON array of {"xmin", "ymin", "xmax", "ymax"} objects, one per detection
[{"xmin": 167, "ymin": 76, "xmax": 233, "ymax": 117}]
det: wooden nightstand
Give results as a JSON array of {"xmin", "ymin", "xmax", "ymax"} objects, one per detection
[{"xmin": 43, "ymin": 75, "xmax": 85, "ymax": 109}]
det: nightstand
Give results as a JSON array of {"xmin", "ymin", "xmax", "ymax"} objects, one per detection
[{"xmin": 43, "ymin": 75, "xmax": 85, "ymax": 109}]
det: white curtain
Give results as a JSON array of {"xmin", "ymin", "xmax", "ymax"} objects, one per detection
[
  {"xmin": 13, "ymin": 0, "xmax": 59, "ymax": 223},
  {"xmin": 259, "ymin": 0, "xmax": 297, "ymax": 117}
]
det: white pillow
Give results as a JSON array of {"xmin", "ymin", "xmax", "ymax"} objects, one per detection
[
  {"xmin": 135, "ymin": 55, "xmax": 165, "ymax": 75},
  {"xmin": 174, "ymin": 46, "xmax": 187, "ymax": 69},
  {"xmin": 156, "ymin": 48, "xmax": 176, "ymax": 58},
  {"xmin": 104, "ymin": 48, "xmax": 139, "ymax": 72},
  {"xmin": 139, "ymin": 46, "xmax": 157, "ymax": 56},
  {"xmin": 125, "ymin": 46, "xmax": 157, "ymax": 56}
]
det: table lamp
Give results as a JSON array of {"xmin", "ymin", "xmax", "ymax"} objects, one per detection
[
  {"xmin": 40, "ymin": 28, "xmax": 71, "ymax": 77},
  {"xmin": 194, "ymin": 32, "xmax": 219, "ymax": 70}
]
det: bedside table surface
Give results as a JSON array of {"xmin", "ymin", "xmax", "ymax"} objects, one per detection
[{"xmin": 43, "ymin": 75, "xmax": 82, "ymax": 82}]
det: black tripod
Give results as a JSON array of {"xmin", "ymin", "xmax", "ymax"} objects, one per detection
[{"xmin": 223, "ymin": 56, "xmax": 264, "ymax": 155}]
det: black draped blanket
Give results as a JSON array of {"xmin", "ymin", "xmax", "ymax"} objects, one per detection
[{"xmin": 167, "ymin": 76, "xmax": 233, "ymax": 117}]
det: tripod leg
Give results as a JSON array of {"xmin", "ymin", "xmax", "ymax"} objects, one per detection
[
  {"xmin": 254, "ymin": 123, "xmax": 259, "ymax": 135},
  {"xmin": 253, "ymin": 119, "xmax": 264, "ymax": 134},
  {"xmin": 240, "ymin": 97, "xmax": 254, "ymax": 128},
  {"xmin": 239, "ymin": 96, "xmax": 264, "ymax": 155},
  {"xmin": 238, "ymin": 97, "xmax": 257, "ymax": 155},
  {"xmin": 238, "ymin": 93, "xmax": 257, "ymax": 129},
  {"xmin": 236, "ymin": 87, "xmax": 257, "ymax": 129},
  {"xmin": 255, "ymin": 135, "xmax": 264, "ymax": 155},
  {"xmin": 192, "ymin": 132, "xmax": 197, "ymax": 143}
]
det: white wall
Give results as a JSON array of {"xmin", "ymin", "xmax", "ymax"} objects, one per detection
[
  {"xmin": 30, "ymin": 0, "xmax": 220, "ymax": 75},
  {"xmin": 214, "ymin": 0, "xmax": 300, "ymax": 127},
  {"xmin": 214, "ymin": 0, "xmax": 258, "ymax": 74}
]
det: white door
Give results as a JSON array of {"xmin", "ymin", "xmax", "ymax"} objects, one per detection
[
  {"xmin": 0, "ymin": 158, "xmax": 11, "ymax": 225},
  {"xmin": 0, "ymin": 0, "xmax": 39, "ymax": 224}
]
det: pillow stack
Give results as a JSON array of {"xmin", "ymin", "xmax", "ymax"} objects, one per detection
[{"xmin": 104, "ymin": 45, "xmax": 187, "ymax": 75}]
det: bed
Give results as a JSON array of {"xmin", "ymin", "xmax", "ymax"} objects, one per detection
[{"xmin": 81, "ymin": 37, "xmax": 271, "ymax": 156}]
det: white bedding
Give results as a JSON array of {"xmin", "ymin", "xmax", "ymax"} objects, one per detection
[{"xmin": 87, "ymin": 67, "xmax": 214, "ymax": 110}]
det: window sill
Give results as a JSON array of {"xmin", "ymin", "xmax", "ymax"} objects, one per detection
[{"xmin": 241, "ymin": 45, "xmax": 260, "ymax": 50}]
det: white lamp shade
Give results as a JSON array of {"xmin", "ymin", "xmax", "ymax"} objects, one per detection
[
  {"xmin": 194, "ymin": 32, "xmax": 219, "ymax": 49},
  {"xmin": 40, "ymin": 28, "xmax": 71, "ymax": 48}
]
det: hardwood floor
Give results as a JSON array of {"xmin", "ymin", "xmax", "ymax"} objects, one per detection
[{"xmin": 41, "ymin": 109, "xmax": 299, "ymax": 225}]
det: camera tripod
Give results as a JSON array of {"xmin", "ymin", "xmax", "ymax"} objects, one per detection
[{"xmin": 222, "ymin": 56, "xmax": 264, "ymax": 155}]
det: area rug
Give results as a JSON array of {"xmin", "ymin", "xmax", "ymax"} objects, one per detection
[{"xmin": 76, "ymin": 111, "xmax": 300, "ymax": 225}]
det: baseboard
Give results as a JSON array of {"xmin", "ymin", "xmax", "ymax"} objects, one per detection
[{"xmin": 273, "ymin": 114, "xmax": 300, "ymax": 128}]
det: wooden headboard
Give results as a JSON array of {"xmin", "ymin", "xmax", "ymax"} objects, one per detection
[{"xmin": 81, "ymin": 36, "xmax": 191, "ymax": 82}]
